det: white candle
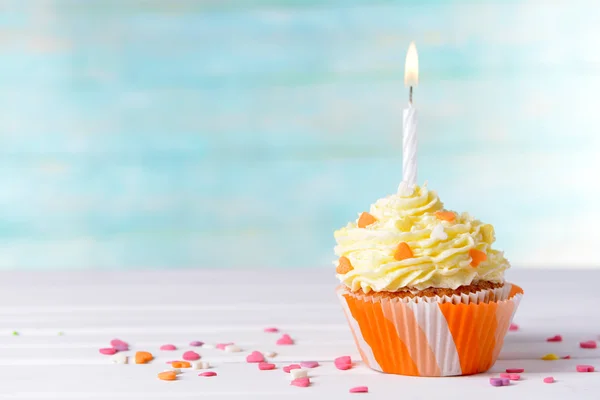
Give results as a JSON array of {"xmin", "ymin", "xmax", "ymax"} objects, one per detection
[{"xmin": 402, "ymin": 42, "xmax": 419, "ymax": 187}]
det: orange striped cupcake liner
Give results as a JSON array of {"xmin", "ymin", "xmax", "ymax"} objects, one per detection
[{"xmin": 337, "ymin": 283, "xmax": 523, "ymax": 376}]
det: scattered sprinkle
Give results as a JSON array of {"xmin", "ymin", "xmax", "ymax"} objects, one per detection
[
  {"xmin": 500, "ymin": 373, "xmax": 520, "ymax": 380},
  {"xmin": 171, "ymin": 361, "xmax": 191, "ymax": 368},
  {"xmin": 182, "ymin": 351, "xmax": 201, "ymax": 361},
  {"xmin": 110, "ymin": 339, "xmax": 129, "ymax": 352},
  {"xmin": 166, "ymin": 368, "xmax": 181, "ymax": 375},
  {"xmin": 110, "ymin": 353, "xmax": 128, "ymax": 364},
  {"xmin": 189, "ymin": 341, "xmax": 204, "ymax": 347},
  {"xmin": 430, "ymin": 224, "xmax": 448, "ymax": 241},
  {"xmin": 358, "ymin": 212, "xmax": 377, "ymax": 228},
  {"xmin": 336, "ymin": 256, "xmax": 353, "ymax": 274},
  {"xmin": 192, "ymin": 361, "xmax": 210, "ymax": 369},
  {"xmin": 135, "ymin": 351, "xmax": 154, "ymax": 364},
  {"xmin": 349, "ymin": 386, "xmax": 369, "ymax": 393},
  {"xmin": 264, "ymin": 327, "xmax": 279, "ymax": 333},
  {"xmin": 283, "ymin": 364, "xmax": 301, "ymax": 373},
  {"xmin": 576, "ymin": 365, "xmax": 595, "ymax": 372},
  {"xmin": 562, "ymin": 355, "xmax": 571, "ymax": 359},
  {"xmin": 489, "ymin": 378, "xmax": 505, "ymax": 387},
  {"xmin": 157, "ymin": 371, "xmax": 177, "ymax": 381},
  {"xmin": 11, "ymin": 331, "xmax": 18, "ymax": 336},
  {"xmin": 276, "ymin": 334, "xmax": 294, "ymax": 346},
  {"xmin": 580, "ymin": 340, "xmax": 597, "ymax": 349},
  {"xmin": 434, "ymin": 211, "xmax": 456, "ymax": 222},
  {"xmin": 541, "ymin": 353, "xmax": 560, "ymax": 360},
  {"xmin": 394, "ymin": 242, "xmax": 413, "ymax": 261},
  {"xmin": 335, "ymin": 356, "xmax": 352, "ymax": 365},
  {"xmin": 258, "ymin": 362, "xmax": 276, "ymax": 370},
  {"xmin": 506, "ymin": 368, "xmax": 524, "ymax": 373},
  {"xmin": 246, "ymin": 351, "xmax": 265, "ymax": 363},
  {"xmin": 509, "ymin": 323, "xmax": 519, "ymax": 331},
  {"xmin": 224, "ymin": 344, "xmax": 242, "ymax": 353},
  {"xmin": 290, "ymin": 377, "xmax": 310, "ymax": 387},
  {"xmin": 99, "ymin": 348, "xmax": 118, "ymax": 355},
  {"xmin": 290, "ymin": 369, "xmax": 308, "ymax": 380},
  {"xmin": 216, "ymin": 343, "xmax": 234, "ymax": 350},
  {"xmin": 300, "ymin": 361, "xmax": 319, "ymax": 368},
  {"xmin": 264, "ymin": 351, "xmax": 277, "ymax": 358},
  {"xmin": 469, "ymin": 248, "xmax": 487, "ymax": 267},
  {"xmin": 160, "ymin": 344, "xmax": 177, "ymax": 351},
  {"xmin": 547, "ymin": 335, "xmax": 563, "ymax": 342},
  {"xmin": 336, "ymin": 363, "xmax": 352, "ymax": 370},
  {"xmin": 543, "ymin": 377, "xmax": 555, "ymax": 384},
  {"xmin": 199, "ymin": 371, "xmax": 217, "ymax": 377}
]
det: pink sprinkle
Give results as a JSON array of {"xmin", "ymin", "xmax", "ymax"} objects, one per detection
[
  {"xmin": 290, "ymin": 377, "xmax": 310, "ymax": 387},
  {"xmin": 258, "ymin": 362, "xmax": 276, "ymax": 370},
  {"xmin": 160, "ymin": 344, "xmax": 177, "ymax": 351},
  {"xmin": 283, "ymin": 364, "xmax": 301, "ymax": 373},
  {"xmin": 335, "ymin": 356, "xmax": 352, "ymax": 365},
  {"xmin": 336, "ymin": 363, "xmax": 352, "ymax": 370},
  {"xmin": 499, "ymin": 373, "xmax": 520, "ymax": 380},
  {"xmin": 547, "ymin": 335, "xmax": 563, "ymax": 342},
  {"xmin": 576, "ymin": 365, "xmax": 595, "ymax": 372},
  {"xmin": 276, "ymin": 334, "xmax": 294, "ymax": 345},
  {"xmin": 543, "ymin": 377, "xmax": 555, "ymax": 383},
  {"xmin": 489, "ymin": 378, "xmax": 504, "ymax": 387},
  {"xmin": 562, "ymin": 355, "xmax": 571, "ymax": 359},
  {"xmin": 199, "ymin": 371, "xmax": 217, "ymax": 377},
  {"xmin": 506, "ymin": 368, "xmax": 524, "ymax": 373},
  {"xmin": 189, "ymin": 341, "xmax": 204, "ymax": 347},
  {"xmin": 264, "ymin": 327, "xmax": 279, "ymax": 333},
  {"xmin": 300, "ymin": 361, "xmax": 320, "ymax": 368},
  {"xmin": 246, "ymin": 351, "xmax": 265, "ymax": 363},
  {"xmin": 580, "ymin": 340, "xmax": 597, "ymax": 349},
  {"xmin": 349, "ymin": 386, "xmax": 368, "ymax": 393},
  {"xmin": 509, "ymin": 323, "xmax": 519, "ymax": 331},
  {"xmin": 182, "ymin": 351, "xmax": 200, "ymax": 361},
  {"xmin": 99, "ymin": 348, "xmax": 117, "ymax": 355},
  {"xmin": 216, "ymin": 342, "xmax": 234, "ymax": 350},
  {"xmin": 110, "ymin": 339, "xmax": 129, "ymax": 351}
]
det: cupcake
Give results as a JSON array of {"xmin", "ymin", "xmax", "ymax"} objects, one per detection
[{"xmin": 334, "ymin": 183, "xmax": 523, "ymax": 376}]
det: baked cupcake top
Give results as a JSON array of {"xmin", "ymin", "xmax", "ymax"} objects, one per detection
[{"xmin": 334, "ymin": 183, "xmax": 510, "ymax": 293}]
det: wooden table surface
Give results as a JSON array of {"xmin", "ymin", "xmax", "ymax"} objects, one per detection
[{"xmin": 0, "ymin": 268, "xmax": 598, "ymax": 399}]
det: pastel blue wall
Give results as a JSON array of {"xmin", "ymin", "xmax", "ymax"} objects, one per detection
[{"xmin": 0, "ymin": 0, "xmax": 599, "ymax": 269}]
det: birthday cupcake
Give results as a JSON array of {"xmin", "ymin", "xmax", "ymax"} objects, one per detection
[{"xmin": 334, "ymin": 182, "xmax": 523, "ymax": 376}]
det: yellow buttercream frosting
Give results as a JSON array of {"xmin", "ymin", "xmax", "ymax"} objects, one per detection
[{"xmin": 334, "ymin": 184, "xmax": 510, "ymax": 292}]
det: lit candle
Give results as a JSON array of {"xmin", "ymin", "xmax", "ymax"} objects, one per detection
[{"xmin": 402, "ymin": 42, "xmax": 419, "ymax": 187}]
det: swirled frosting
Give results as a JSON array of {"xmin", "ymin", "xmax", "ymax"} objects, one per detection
[{"xmin": 334, "ymin": 184, "xmax": 510, "ymax": 292}]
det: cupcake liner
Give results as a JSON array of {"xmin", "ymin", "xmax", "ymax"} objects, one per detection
[{"xmin": 337, "ymin": 283, "xmax": 523, "ymax": 376}]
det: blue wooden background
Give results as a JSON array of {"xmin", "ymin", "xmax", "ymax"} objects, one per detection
[{"xmin": 0, "ymin": 0, "xmax": 599, "ymax": 269}]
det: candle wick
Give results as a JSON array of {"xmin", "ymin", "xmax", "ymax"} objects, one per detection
[{"xmin": 409, "ymin": 86, "xmax": 413, "ymax": 105}]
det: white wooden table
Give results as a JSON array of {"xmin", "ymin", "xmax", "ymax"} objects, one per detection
[{"xmin": 0, "ymin": 269, "xmax": 598, "ymax": 399}]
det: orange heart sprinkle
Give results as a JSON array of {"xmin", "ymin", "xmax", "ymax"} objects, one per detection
[
  {"xmin": 336, "ymin": 256, "xmax": 353, "ymax": 274},
  {"xmin": 469, "ymin": 249, "xmax": 487, "ymax": 267},
  {"xmin": 171, "ymin": 361, "xmax": 191, "ymax": 368},
  {"xmin": 158, "ymin": 371, "xmax": 177, "ymax": 381},
  {"xmin": 435, "ymin": 211, "xmax": 456, "ymax": 222},
  {"xmin": 358, "ymin": 212, "xmax": 377, "ymax": 228},
  {"xmin": 135, "ymin": 351, "xmax": 154, "ymax": 364},
  {"xmin": 394, "ymin": 242, "xmax": 413, "ymax": 261}
]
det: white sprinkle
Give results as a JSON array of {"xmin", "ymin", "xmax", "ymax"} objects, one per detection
[
  {"xmin": 264, "ymin": 351, "xmax": 277, "ymax": 358},
  {"xmin": 224, "ymin": 344, "xmax": 242, "ymax": 353},
  {"xmin": 202, "ymin": 343, "xmax": 215, "ymax": 349},
  {"xmin": 192, "ymin": 361, "xmax": 211, "ymax": 369},
  {"xmin": 165, "ymin": 368, "xmax": 181, "ymax": 375},
  {"xmin": 290, "ymin": 369, "xmax": 308, "ymax": 379},
  {"xmin": 430, "ymin": 224, "xmax": 448, "ymax": 241},
  {"xmin": 110, "ymin": 353, "xmax": 128, "ymax": 364},
  {"xmin": 397, "ymin": 181, "xmax": 415, "ymax": 197}
]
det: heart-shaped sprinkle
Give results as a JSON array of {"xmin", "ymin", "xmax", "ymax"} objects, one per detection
[
  {"xmin": 580, "ymin": 340, "xmax": 597, "ymax": 349},
  {"xmin": 283, "ymin": 364, "xmax": 301, "ymax": 373},
  {"xmin": 541, "ymin": 353, "xmax": 559, "ymax": 360},
  {"xmin": 349, "ymin": 386, "xmax": 368, "ymax": 393},
  {"xmin": 290, "ymin": 377, "xmax": 310, "ymax": 387},
  {"xmin": 264, "ymin": 351, "xmax": 277, "ymax": 358},
  {"xmin": 508, "ymin": 323, "xmax": 519, "ymax": 331},
  {"xmin": 110, "ymin": 339, "xmax": 129, "ymax": 351},
  {"xmin": 394, "ymin": 242, "xmax": 413, "ymax": 261},
  {"xmin": 264, "ymin": 327, "xmax": 279, "ymax": 333},
  {"xmin": 157, "ymin": 371, "xmax": 177, "ymax": 381},
  {"xmin": 300, "ymin": 361, "xmax": 319, "ymax": 368},
  {"xmin": 334, "ymin": 356, "xmax": 351, "ymax": 365},
  {"xmin": 110, "ymin": 353, "xmax": 128, "ymax": 364},
  {"xmin": 246, "ymin": 351, "xmax": 265, "ymax": 363},
  {"xmin": 290, "ymin": 369, "xmax": 308, "ymax": 380},
  {"xmin": 160, "ymin": 344, "xmax": 177, "ymax": 351},
  {"xmin": 171, "ymin": 361, "xmax": 191, "ymax": 368},
  {"xmin": 189, "ymin": 341, "xmax": 204, "ymax": 347},
  {"xmin": 224, "ymin": 344, "xmax": 242, "ymax": 352},
  {"xmin": 547, "ymin": 335, "xmax": 562, "ymax": 342},
  {"xmin": 358, "ymin": 212, "xmax": 377, "ymax": 228},
  {"xmin": 469, "ymin": 248, "xmax": 487, "ymax": 267},
  {"xmin": 506, "ymin": 368, "xmax": 524, "ymax": 373},
  {"xmin": 576, "ymin": 365, "xmax": 595, "ymax": 372},
  {"xmin": 99, "ymin": 348, "xmax": 117, "ymax": 355},
  {"xmin": 135, "ymin": 351, "xmax": 154, "ymax": 364},
  {"xmin": 430, "ymin": 224, "xmax": 448, "ymax": 241},
  {"xmin": 335, "ymin": 363, "xmax": 352, "ymax": 370},
  {"xmin": 192, "ymin": 361, "xmax": 210, "ymax": 369},
  {"xmin": 543, "ymin": 377, "xmax": 555, "ymax": 383},
  {"xmin": 199, "ymin": 371, "xmax": 217, "ymax": 377},
  {"xmin": 336, "ymin": 256, "xmax": 353, "ymax": 274},
  {"xmin": 216, "ymin": 342, "xmax": 234, "ymax": 350},
  {"xmin": 434, "ymin": 211, "xmax": 456, "ymax": 222},
  {"xmin": 276, "ymin": 334, "xmax": 294, "ymax": 345},
  {"xmin": 258, "ymin": 362, "xmax": 276, "ymax": 370},
  {"xmin": 182, "ymin": 351, "xmax": 200, "ymax": 361}
]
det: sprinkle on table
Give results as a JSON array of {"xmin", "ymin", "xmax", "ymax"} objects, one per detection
[
  {"xmin": 499, "ymin": 373, "xmax": 520, "ymax": 380},
  {"xmin": 160, "ymin": 344, "xmax": 177, "ymax": 351},
  {"xmin": 349, "ymin": 386, "xmax": 369, "ymax": 393},
  {"xmin": 258, "ymin": 362, "xmax": 276, "ymax": 370},
  {"xmin": 394, "ymin": 242, "xmax": 413, "ymax": 261},
  {"xmin": 576, "ymin": 365, "xmax": 595, "ymax": 372},
  {"xmin": 158, "ymin": 371, "xmax": 177, "ymax": 381},
  {"xmin": 508, "ymin": 323, "xmax": 519, "ymax": 331},
  {"xmin": 246, "ymin": 351, "xmax": 265, "ymax": 363},
  {"xmin": 264, "ymin": 327, "xmax": 279, "ymax": 333},
  {"xmin": 336, "ymin": 256, "xmax": 353, "ymax": 274},
  {"xmin": 469, "ymin": 248, "xmax": 487, "ymax": 267},
  {"xmin": 541, "ymin": 353, "xmax": 560, "ymax": 360},
  {"xmin": 357, "ymin": 212, "xmax": 377, "ymax": 228},
  {"xmin": 290, "ymin": 369, "xmax": 308, "ymax": 380},
  {"xmin": 290, "ymin": 377, "xmax": 310, "ymax": 387},
  {"xmin": 182, "ymin": 351, "xmax": 200, "ymax": 361},
  {"xmin": 283, "ymin": 364, "xmax": 301, "ymax": 373},
  {"xmin": 199, "ymin": 371, "xmax": 217, "ymax": 377},
  {"xmin": 506, "ymin": 368, "xmax": 524, "ymax": 373},
  {"xmin": 276, "ymin": 334, "xmax": 294, "ymax": 345},
  {"xmin": 189, "ymin": 341, "xmax": 204, "ymax": 347},
  {"xmin": 99, "ymin": 348, "xmax": 117, "ymax": 355},
  {"xmin": 580, "ymin": 340, "xmax": 597, "ymax": 349},
  {"xmin": 300, "ymin": 361, "xmax": 319, "ymax": 368},
  {"xmin": 546, "ymin": 335, "xmax": 562, "ymax": 342},
  {"xmin": 543, "ymin": 377, "xmax": 555, "ymax": 383},
  {"xmin": 135, "ymin": 351, "xmax": 154, "ymax": 364},
  {"xmin": 171, "ymin": 361, "xmax": 191, "ymax": 368}
]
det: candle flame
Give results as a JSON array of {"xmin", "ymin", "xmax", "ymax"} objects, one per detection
[{"xmin": 404, "ymin": 41, "xmax": 419, "ymax": 86}]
